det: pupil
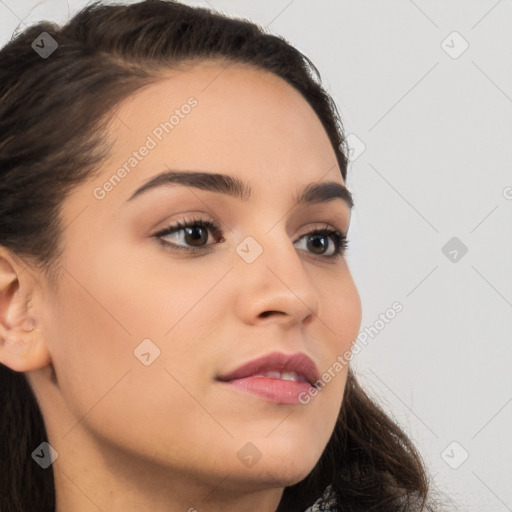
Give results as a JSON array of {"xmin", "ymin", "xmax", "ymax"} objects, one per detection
[
  {"xmin": 185, "ymin": 226, "xmax": 207, "ymax": 246},
  {"xmin": 309, "ymin": 234, "xmax": 326, "ymax": 254}
]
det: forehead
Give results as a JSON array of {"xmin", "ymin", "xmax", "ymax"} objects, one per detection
[
  {"xmin": 103, "ymin": 61, "xmax": 340, "ymax": 182},
  {"xmin": 63, "ymin": 60, "xmax": 349, "ymax": 226}
]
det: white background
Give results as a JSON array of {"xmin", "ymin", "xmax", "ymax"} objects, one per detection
[{"xmin": 1, "ymin": 1, "xmax": 511, "ymax": 510}]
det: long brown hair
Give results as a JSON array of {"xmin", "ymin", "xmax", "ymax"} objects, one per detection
[{"xmin": 0, "ymin": 1, "xmax": 438, "ymax": 510}]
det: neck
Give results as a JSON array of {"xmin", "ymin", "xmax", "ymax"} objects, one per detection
[{"xmin": 50, "ymin": 429, "xmax": 284, "ymax": 512}]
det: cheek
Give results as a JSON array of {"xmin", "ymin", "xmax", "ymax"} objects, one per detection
[
  {"xmin": 322, "ymin": 266, "xmax": 362, "ymax": 352},
  {"xmin": 45, "ymin": 246, "xmax": 224, "ymax": 427},
  {"xmin": 305, "ymin": 268, "xmax": 361, "ymax": 411},
  {"xmin": 44, "ymin": 268, "xmax": 222, "ymax": 466},
  {"xmin": 44, "ymin": 272, "xmax": 136, "ymax": 424}
]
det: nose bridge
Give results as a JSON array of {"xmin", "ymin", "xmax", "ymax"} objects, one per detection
[{"xmin": 234, "ymin": 221, "xmax": 319, "ymax": 323}]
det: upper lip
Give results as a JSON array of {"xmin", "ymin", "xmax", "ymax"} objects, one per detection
[{"xmin": 217, "ymin": 351, "xmax": 320, "ymax": 387}]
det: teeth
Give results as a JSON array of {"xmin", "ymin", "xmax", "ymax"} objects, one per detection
[
  {"xmin": 256, "ymin": 371, "xmax": 307, "ymax": 382},
  {"xmin": 281, "ymin": 371, "xmax": 299, "ymax": 381},
  {"xmin": 263, "ymin": 371, "xmax": 282, "ymax": 379}
]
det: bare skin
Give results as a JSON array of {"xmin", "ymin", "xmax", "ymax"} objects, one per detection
[{"xmin": 0, "ymin": 61, "xmax": 362, "ymax": 512}]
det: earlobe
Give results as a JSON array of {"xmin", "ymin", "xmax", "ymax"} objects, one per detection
[
  {"xmin": 0, "ymin": 314, "xmax": 52, "ymax": 375},
  {"xmin": 0, "ymin": 249, "xmax": 52, "ymax": 373},
  {"xmin": 0, "ymin": 322, "xmax": 52, "ymax": 372}
]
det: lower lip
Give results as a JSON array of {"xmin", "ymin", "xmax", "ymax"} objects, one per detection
[{"xmin": 220, "ymin": 376, "xmax": 315, "ymax": 404}]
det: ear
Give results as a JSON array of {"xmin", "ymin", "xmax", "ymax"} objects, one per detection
[{"xmin": 0, "ymin": 248, "xmax": 52, "ymax": 372}]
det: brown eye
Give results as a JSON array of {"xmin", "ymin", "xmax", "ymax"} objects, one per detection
[
  {"xmin": 179, "ymin": 225, "xmax": 208, "ymax": 247},
  {"xmin": 294, "ymin": 228, "xmax": 348, "ymax": 259},
  {"xmin": 153, "ymin": 218, "xmax": 224, "ymax": 253}
]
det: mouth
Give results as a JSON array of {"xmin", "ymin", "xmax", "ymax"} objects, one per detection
[{"xmin": 216, "ymin": 351, "xmax": 319, "ymax": 405}]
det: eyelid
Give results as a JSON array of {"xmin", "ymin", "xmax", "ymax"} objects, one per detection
[
  {"xmin": 152, "ymin": 217, "xmax": 223, "ymax": 244},
  {"xmin": 153, "ymin": 217, "xmax": 346, "ymax": 242},
  {"xmin": 152, "ymin": 215, "xmax": 349, "ymax": 259},
  {"xmin": 296, "ymin": 222, "xmax": 347, "ymax": 238}
]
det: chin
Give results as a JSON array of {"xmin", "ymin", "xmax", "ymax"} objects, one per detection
[
  {"xmin": 267, "ymin": 461, "xmax": 317, "ymax": 488},
  {"xmin": 227, "ymin": 449, "xmax": 321, "ymax": 491}
]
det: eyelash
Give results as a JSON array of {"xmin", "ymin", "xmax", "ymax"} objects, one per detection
[{"xmin": 152, "ymin": 217, "xmax": 349, "ymax": 260}]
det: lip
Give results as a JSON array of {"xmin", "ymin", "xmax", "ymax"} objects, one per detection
[{"xmin": 217, "ymin": 351, "xmax": 320, "ymax": 405}]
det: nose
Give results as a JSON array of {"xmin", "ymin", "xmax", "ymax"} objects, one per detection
[{"xmin": 233, "ymin": 228, "xmax": 320, "ymax": 328}]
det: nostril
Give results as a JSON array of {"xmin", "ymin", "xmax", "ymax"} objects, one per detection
[{"xmin": 259, "ymin": 311, "xmax": 282, "ymax": 318}]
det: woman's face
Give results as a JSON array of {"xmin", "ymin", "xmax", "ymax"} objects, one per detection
[{"xmin": 27, "ymin": 61, "xmax": 362, "ymax": 500}]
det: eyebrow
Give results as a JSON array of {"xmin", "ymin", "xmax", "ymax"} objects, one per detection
[{"xmin": 126, "ymin": 170, "xmax": 354, "ymax": 209}]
